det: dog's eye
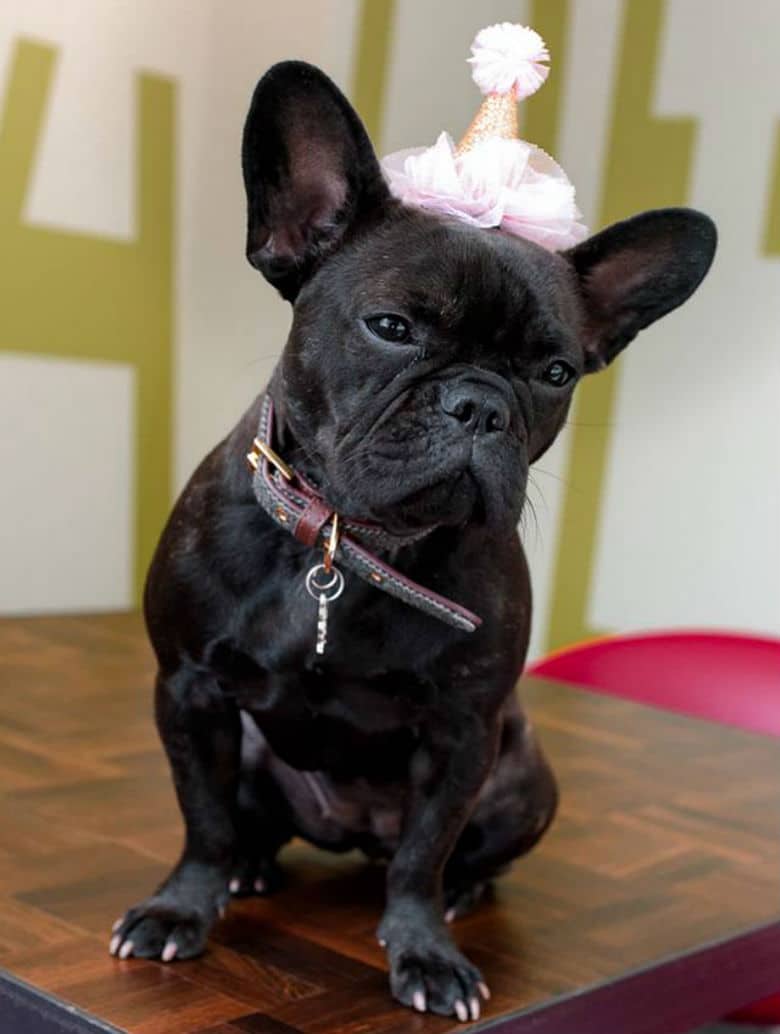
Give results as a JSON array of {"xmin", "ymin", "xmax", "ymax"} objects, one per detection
[
  {"xmin": 365, "ymin": 314, "xmax": 412, "ymax": 344},
  {"xmin": 542, "ymin": 360, "xmax": 576, "ymax": 387}
]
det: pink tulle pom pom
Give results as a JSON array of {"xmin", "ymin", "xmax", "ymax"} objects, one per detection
[{"xmin": 468, "ymin": 23, "xmax": 550, "ymax": 100}]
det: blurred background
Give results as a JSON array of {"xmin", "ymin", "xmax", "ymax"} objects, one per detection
[{"xmin": 1, "ymin": 0, "xmax": 778, "ymax": 660}]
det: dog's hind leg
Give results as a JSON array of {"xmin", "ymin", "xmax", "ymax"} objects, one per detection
[
  {"xmin": 443, "ymin": 695, "xmax": 558, "ymax": 922},
  {"xmin": 228, "ymin": 712, "xmax": 293, "ymax": 897}
]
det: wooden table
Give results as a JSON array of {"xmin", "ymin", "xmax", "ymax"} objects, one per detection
[{"xmin": 0, "ymin": 613, "xmax": 778, "ymax": 1034}]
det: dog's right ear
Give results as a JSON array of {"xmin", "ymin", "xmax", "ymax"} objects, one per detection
[
  {"xmin": 566, "ymin": 208, "xmax": 717, "ymax": 371},
  {"xmin": 242, "ymin": 61, "xmax": 392, "ymax": 301}
]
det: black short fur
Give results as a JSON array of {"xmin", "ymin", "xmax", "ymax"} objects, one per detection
[{"xmin": 110, "ymin": 61, "xmax": 716, "ymax": 1019}]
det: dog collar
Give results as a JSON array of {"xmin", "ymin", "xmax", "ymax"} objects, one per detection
[{"xmin": 247, "ymin": 394, "xmax": 481, "ymax": 634}]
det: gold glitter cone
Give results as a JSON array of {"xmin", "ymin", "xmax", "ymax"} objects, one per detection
[{"xmin": 455, "ymin": 92, "xmax": 518, "ymax": 156}]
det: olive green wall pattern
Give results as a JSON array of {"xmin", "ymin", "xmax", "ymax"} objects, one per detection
[
  {"xmin": 765, "ymin": 124, "xmax": 780, "ymax": 257},
  {"xmin": 0, "ymin": 39, "xmax": 174, "ymax": 602},
  {"xmin": 351, "ymin": 0, "xmax": 396, "ymax": 145},
  {"xmin": 535, "ymin": 0, "xmax": 696, "ymax": 651}
]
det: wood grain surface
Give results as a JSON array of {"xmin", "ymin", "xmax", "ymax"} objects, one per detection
[{"xmin": 0, "ymin": 613, "xmax": 777, "ymax": 1033}]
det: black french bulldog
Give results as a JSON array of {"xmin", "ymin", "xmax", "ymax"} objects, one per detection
[{"xmin": 109, "ymin": 62, "xmax": 716, "ymax": 1020}]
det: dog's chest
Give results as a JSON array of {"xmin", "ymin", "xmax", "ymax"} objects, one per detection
[
  {"xmin": 216, "ymin": 640, "xmax": 433, "ymax": 779},
  {"xmin": 244, "ymin": 689, "xmax": 421, "ymax": 782},
  {"xmin": 206, "ymin": 553, "xmax": 456, "ymax": 779},
  {"xmin": 240, "ymin": 712, "xmax": 405, "ymax": 852}
]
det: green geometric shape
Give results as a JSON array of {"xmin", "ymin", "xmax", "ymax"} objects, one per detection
[
  {"xmin": 545, "ymin": 0, "xmax": 697, "ymax": 650},
  {"xmin": 0, "ymin": 39, "xmax": 175, "ymax": 603},
  {"xmin": 525, "ymin": 0, "xmax": 571, "ymax": 156},
  {"xmin": 350, "ymin": 0, "xmax": 397, "ymax": 145},
  {"xmin": 763, "ymin": 123, "xmax": 780, "ymax": 256}
]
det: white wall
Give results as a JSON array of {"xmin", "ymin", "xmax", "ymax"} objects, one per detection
[{"xmin": 0, "ymin": 0, "xmax": 358, "ymax": 614}]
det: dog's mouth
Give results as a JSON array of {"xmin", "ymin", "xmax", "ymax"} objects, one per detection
[
  {"xmin": 329, "ymin": 444, "xmax": 522, "ymax": 535},
  {"xmin": 377, "ymin": 470, "xmax": 484, "ymax": 532},
  {"xmin": 292, "ymin": 396, "xmax": 527, "ymax": 535}
]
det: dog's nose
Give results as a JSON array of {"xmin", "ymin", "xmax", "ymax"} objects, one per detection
[{"xmin": 440, "ymin": 383, "xmax": 510, "ymax": 435}]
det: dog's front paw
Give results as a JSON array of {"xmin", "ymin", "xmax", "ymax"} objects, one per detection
[
  {"xmin": 109, "ymin": 893, "xmax": 218, "ymax": 962},
  {"xmin": 381, "ymin": 922, "xmax": 489, "ymax": 1021}
]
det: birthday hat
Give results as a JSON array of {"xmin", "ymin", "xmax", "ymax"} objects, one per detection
[{"xmin": 381, "ymin": 23, "xmax": 587, "ymax": 251}]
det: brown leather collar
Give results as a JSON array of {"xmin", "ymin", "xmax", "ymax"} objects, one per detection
[{"xmin": 247, "ymin": 395, "xmax": 482, "ymax": 634}]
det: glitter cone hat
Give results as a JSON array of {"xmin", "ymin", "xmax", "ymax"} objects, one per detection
[{"xmin": 381, "ymin": 23, "xmax": 588, "ymax": 251}]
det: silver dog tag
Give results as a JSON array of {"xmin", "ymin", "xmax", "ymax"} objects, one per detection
[{"xmin": 305, "ymin": 564, "xmax": 345, "ymax": 655}]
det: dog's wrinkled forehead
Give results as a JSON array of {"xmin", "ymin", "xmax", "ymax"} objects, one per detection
[{"xmin": 320, "ymin": 211, "xmax": 580, "ymax": 352}]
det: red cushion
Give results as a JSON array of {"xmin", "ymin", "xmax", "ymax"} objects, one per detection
[{"xmin": 526, "ymin": 630, "xmax": 780, "ymax": 737}]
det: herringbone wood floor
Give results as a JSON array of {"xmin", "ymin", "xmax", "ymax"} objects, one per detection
[{"xmin": 0, "ymin": 613, "xmax": 778, "ymax": 1033}]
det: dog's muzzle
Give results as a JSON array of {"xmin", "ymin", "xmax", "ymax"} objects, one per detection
[{"xmin": 246, "ymin": 394, "xmax": 483, "ymax": 634}]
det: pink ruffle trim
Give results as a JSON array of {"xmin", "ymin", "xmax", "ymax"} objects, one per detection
[{"xmin": 381, "ymin": 133, "xmax": 588, "ymax": 252}]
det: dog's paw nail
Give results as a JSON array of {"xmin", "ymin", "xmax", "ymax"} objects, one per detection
[
  {"xmin": 378, "ymin": 937, "xmax": 387, "ymax": 948},
  {"xmin": 118, "ymin": 940, "xmax": 134, "ymax": 960},
  {"xmin": 228, "ymin": 878, "xmax": 240, "ymax": 894},
  {"xmin": 454, "ymin": 999, "xmax": 468, "ymax": 1022},
  {"xmin": 469, "ymin": 997, "xmax": 480, "ymax": 1020},
  {"xmin": 253, "ymin": 877, "xmax": 266, "ymax": 893},
  {"xmin": 478, "ymin": 982, "xmax": 491, "ymax": 1001},
  {"xmin": 109, "ymin": 934, "xmax": 121, "ymax": 956},
  {"xmin": 112, "ymin": 918, "xmax": 123, "ymax": 933},
  {"xmin": 413, "ymin": 990, "xmax": 426, "ymax": 1013},
  {"xmin": 161, "ymin": 940, "xmax": 178, "ymax": 962},
  {"xmin": 444, "ymin": 907, "xmax": 456, "ymax": 923}
]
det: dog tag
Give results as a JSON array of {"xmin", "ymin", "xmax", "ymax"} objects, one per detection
[{"xmin": 305, "ymin": 564, "xmax": 345, "ymax": 655}]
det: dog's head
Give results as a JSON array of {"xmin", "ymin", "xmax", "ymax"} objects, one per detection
[{"xmin": 242, "ymin": 62, "xmax": 716, "ymax": 533}]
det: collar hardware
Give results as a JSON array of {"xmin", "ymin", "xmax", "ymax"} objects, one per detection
[
  {"xmin": 324, "ymin": 513, "xmax": 340, "ymax": 574},
  {"xmin": 248, "ymin": 394, "xmax": 482, "ymax": 634},
  {"xmin": 247, "ymin": 436, "xmax": 294, "ymax": 481}
]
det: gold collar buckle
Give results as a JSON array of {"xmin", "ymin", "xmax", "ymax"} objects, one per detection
[
  {"xmin": 323, "ymin": 513, "xmax": 340, "ymax": 573},
  {"xmin": 246, "ymin": 437, "xmax": 294, "ymax": 481}
]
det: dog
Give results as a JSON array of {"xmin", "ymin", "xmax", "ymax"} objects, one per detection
[{"xmin": 109, "ymin": 61, "xmax": 716, "ymax": 1020}]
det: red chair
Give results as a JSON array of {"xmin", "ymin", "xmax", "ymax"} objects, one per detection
[{"xmin": 526, "ymin": 628, "xmax": 780, "ymax": 1026}]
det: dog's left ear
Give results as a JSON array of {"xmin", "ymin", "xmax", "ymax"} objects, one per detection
[
  {"xmin": 242, "ymin": 61, "xmax": 392, "ymax": 300},
  {"xmin": 566, "ymin": 208, "xmax": 717, "ymax": 372}
]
